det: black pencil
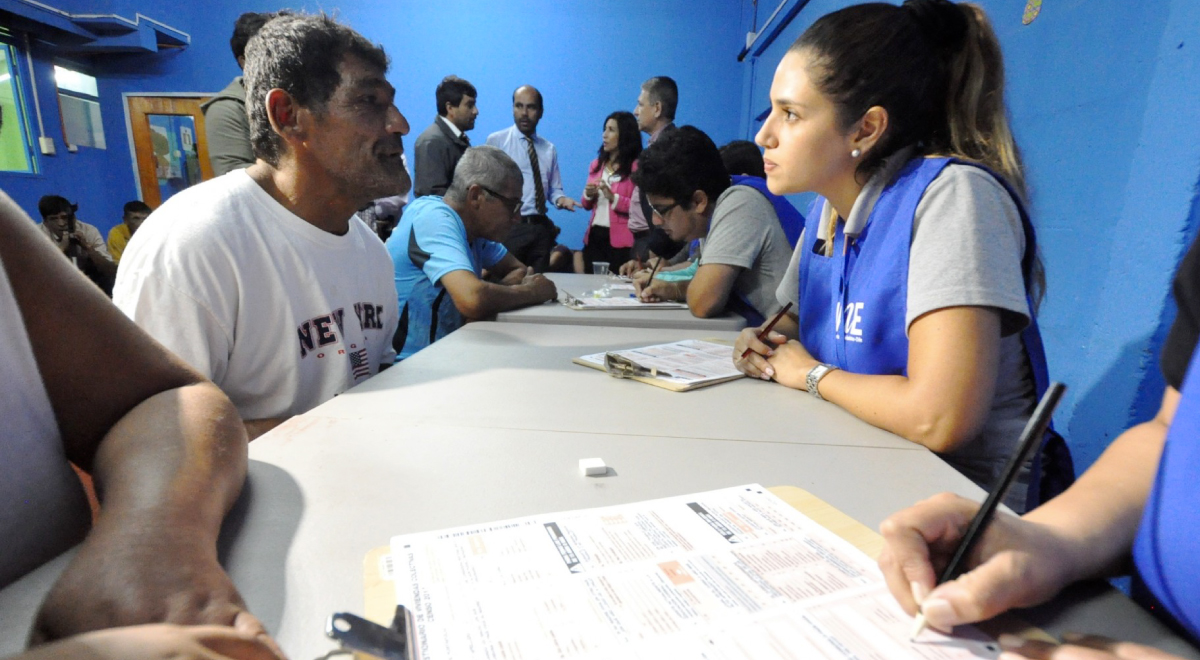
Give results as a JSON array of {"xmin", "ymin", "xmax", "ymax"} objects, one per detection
[
  {"xmin": 909, "ymin": 381, "xmax": 1067, "ymax": 640},
  {"xmin": 740, "ymin": 302, "xmax": 794, "ymax": 359},
  {"xmin": 640, "ymin": 259, "xmax": 662, "ymax": 302}
]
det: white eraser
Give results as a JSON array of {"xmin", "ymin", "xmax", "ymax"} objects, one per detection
[{"xmin": 579, "ymin": 457, "xmax": 606, "ymax": 476}]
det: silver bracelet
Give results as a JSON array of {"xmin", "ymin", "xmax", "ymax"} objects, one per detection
[{"xmin": 805, "ymin": 363, "xmax": 839, "ymax": 400}]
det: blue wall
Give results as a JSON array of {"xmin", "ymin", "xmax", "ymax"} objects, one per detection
[
  {"xmin": 738, "ymin": 0, "xmax": 1200, "ymax": 472},
  {"xmin": 0, "ymin": 0, "xmax": 747, "ymax": 249}
]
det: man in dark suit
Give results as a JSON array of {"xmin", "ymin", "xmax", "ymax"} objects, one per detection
[{"xmin": 413, "ymin": 76, "xmax": 478, "ymax": 197}]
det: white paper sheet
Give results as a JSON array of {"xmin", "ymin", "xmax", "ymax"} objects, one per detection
[
  {"xmin": 578, "ymin": 339, "xmax": 743, "ymax": 386},
  {"xmin": 391, "ymin": 485, "xmax": 1000, "ymax": 660}
]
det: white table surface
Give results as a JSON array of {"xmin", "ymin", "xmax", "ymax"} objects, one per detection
[
  {"xmin": 496, "ymin": 273, "xmax": 747, "ymax": 331},
  {"xmin": 1, "ymin": 323, "xmax": 1196, "ymax": 659},
  {"xmin": 322, "ymin": 322, "xmax": 914, "ymax": 450}
]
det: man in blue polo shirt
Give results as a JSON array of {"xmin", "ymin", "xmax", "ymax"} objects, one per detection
[{"xmin": 387, "ymin": 146, "xmax": 557, "ymax": 360}]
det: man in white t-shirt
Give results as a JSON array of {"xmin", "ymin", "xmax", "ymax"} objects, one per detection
[{"xmin": 115, "ymin": 14, "xmax": 410, "ymax": 439}]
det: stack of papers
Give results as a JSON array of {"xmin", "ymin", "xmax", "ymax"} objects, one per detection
[
  {"xmin": 390, "ymin": 485, "xmax": 1001, "ymax": 660},
  {"xmin": 574, "ymin": 339, "xmax": 744, "ymax": 391}
]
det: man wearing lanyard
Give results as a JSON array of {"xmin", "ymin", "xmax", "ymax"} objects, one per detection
[{"xmin": 485, "ymin": 85, "xmax": 578, "ymax": 272}]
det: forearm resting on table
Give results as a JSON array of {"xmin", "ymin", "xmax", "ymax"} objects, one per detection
[
  {"xmin": 444, "ymin": 271, "xmax": 550, "ymax": 319},
  {"xmin": 95, "ymin": 382, "xmax": 248, "ymax": 532},
  {"xmin": 1021, "ymin": 387, "xmax": 1177, "ymax": 581},
  {"xmin": 815, "ymin": 307, "xmax": 1001, "ymax": 453}
]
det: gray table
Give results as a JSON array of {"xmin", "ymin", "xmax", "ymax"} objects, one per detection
[
  {"xmin": 496, "ymin": 272, "xmax": 746, "ymax": 331},
  {"xmin": 1, "ymin": 323, "xmax": 1195, "ymax": 659},
  {"xmin": 321, "ymin": 323, "xmax": 914, "ymax": 450}
]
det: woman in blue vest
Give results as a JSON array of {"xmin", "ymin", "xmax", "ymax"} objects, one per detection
[
  {"xmin": 874, "ymin": 236, "xmax": 1200, "ymax": 657},
  {"xmin": 734, "ymin": 0, "xmax": 1060, "ymax": 511}
]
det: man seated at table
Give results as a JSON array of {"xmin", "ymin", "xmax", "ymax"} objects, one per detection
[
  {"xmin": 0, "ymin": 193, "xmax": 282, "ymax": 657},
  {"xmin": 633, "ymin": 126, "xmax": 792, "ymax": 325},
  {"xmin": 37, "ymin": 195, "xmax": 117, "ymax": 294},
  {"xmin": 387, "ymin": 145, "xmax": 557, "ymax": 360},
  {"xmin": 115, "ymin": 14, "xmax": 404, "ymax": 440},
  {"xmin": 106, "ymin": 200, "xmax": 151, "ymax": 265}
]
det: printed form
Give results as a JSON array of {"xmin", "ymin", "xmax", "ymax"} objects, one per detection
[
  {"xmin": 578, "ymin": 339, "xmax": 743, "ymax": 386},
  {"xmin": 392, "ymin": 485, "xmax": 1000, "ymax": 660}
]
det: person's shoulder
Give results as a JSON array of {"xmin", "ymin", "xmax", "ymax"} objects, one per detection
[
  {"xmin": 719, "ymin": 184, "xmax": 775, "ymax": 219},
  {"xmin": 485, "ymin": 126, "xmax": 512, "ymax": 144},
  {"xmin": 136, "ymin": 172, "xmax": 266, "ymax": 249},
  {"xmin": 933, "ymin": 162, "xmax": 1019, "ymax": 204},
  {"xmin": 107, "ymin": 223, "xmax": 130, "ymax": 241},
  {"xmin": 406, "ymin": 197, "xmax": 462, "ymax": 229},
  {"xmin": 416, "ymin": 120, "xmax": 447, "ymax": 144}
]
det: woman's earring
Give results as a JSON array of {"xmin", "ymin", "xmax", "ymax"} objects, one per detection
[{"xmin": 851, "ymin": 148, "xmax": 861, "ymax": 158}]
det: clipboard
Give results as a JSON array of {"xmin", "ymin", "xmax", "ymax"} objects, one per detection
[
  {"xmin": 361, "ymin": 486, "xmax": 1052, "ymax": 653},
  {"xmin": 572, "ymin": 338, "xmax": 744, "ymax": 392},
  {"xmin": 560, "ymin": 292, "xmax": 689, "ymax": 311}
]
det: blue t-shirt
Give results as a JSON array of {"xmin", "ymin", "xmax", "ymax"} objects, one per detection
[{"xmin": 386, "ymin": 196, "xmax": 507, "ymax": 359}]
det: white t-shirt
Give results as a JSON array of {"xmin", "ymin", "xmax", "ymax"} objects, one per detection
[{"xmin": 114, "ymin": 170, "xmax": 399, "ymax": 421}]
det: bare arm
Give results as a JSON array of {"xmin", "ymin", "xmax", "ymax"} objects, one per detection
[
  {"xmin": 877, "ymin": 387, "xmax": 1176, "ymax": 630},
  {"xmin": 685, "ymin": 263, "xmax": 741, "ymax": 318},
  {"xmin": 759, "ymin": 306, "xmax": 1002, "ymax": 453},
  {"xmin": 485, "ymin": 253, "xmax": 528, "ymax": 283},
  {"xmin": 0, "ymin": 193, "xmax": 271, "ymax": 648},
  {"xmin": 440, "ymin": 269, "xmax": 556, "ymax": 320}
]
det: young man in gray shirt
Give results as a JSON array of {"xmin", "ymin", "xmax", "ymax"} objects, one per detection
[{"xmin": 633, "ymin": 126, "xmax": 791, "ymax": 324}]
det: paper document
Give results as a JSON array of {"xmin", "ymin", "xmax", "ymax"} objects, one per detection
[
  {"xmin": 578, "ymin": 339, "xmax": 743, "ymax": 388},
  {"xmin": 392, "ymin": 485, "xmax": 1000, "ymax": 660},
  {"xmin": 562, "ymin": 290, "xmax": 688, "ymax": 310}
]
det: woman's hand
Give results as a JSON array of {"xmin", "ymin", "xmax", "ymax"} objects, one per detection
[
  {"xmin": 583, "ymin": 183, "xmax": 599, "ymax": 200},
  {"xmin": 764, "ymin": 339, "xmax": 818, "ymax": 390},
  {"xmin": 733, "ymin": 328, "xmax": 786, "ymax": 380},
  {"xmin": 597, "ymin": 180, "xmax": 615, "ymax": 203},
  {"xmin": 23, "ymin": 624, "xmax": 286, "ymax": 660},
  {"xmin": 877, "ymin": 492, "xmax": 1083, "ymax": 632},
  {"xmin": 997, "ymin": 633, "xmax": 1191, "ymax": 660}
]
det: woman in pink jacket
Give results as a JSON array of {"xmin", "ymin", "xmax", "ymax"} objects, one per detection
[{"xmin": 580, "ymin": 111, "xmax": 642, "ymax": 272}]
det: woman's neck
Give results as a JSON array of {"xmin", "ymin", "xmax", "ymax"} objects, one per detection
[{"xmin": 825, "ymin": 177, "xmax": 865, "ymax": 222}]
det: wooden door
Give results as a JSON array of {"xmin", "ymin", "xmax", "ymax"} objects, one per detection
[{"xmin": 127, "ymin": 96, "xmax": 213, "ymax": 208}]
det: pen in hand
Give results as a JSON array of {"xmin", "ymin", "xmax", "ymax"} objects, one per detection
[
  {"xmin": 638, "ymin": 259, "xmax": 662, "ymax": 302},
  {"xmin": 908, "ymin": 382, "xmax": 1067, "ymax": 641},
  {"xmin": 739, "ymin": 302, "xmax": 794, "ymax": 359}
]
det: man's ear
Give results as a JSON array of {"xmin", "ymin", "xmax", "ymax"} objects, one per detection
[
  {"xmin": 265, "ymin": 88, "xmax": 306, "ymax": 147},
  {"xmin": 690, "ymin": 189, "xmax": 710, "ymax": 215}
]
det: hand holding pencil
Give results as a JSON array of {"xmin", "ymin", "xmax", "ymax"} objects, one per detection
[
  {"xmin": 877, "ymin": 384, "xmax": 1070, "ymax": 639},
  {"xmin": 733, "ymin": 302, "xmax": 795, "ymax": 380}
]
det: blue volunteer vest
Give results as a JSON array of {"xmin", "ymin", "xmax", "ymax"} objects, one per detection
[
  {"xmin": 798, "ymin": 157, "xmax": 1071, "ymax": 509},
  {"xmin": 1132, "ymin": 346, "xmax": 1200, "ymax": 643}
]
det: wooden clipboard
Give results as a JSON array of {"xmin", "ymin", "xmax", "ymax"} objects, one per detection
[{"xmin": 362, "ymin": 486, "xmax": 1050, "ymax": 653}]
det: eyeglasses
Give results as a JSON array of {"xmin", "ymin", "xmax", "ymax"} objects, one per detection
[
  {"xmin": 648, "ymin": 201, "xmax": 680, "ymax": 219},
  {"xmin": 479, "ymin": 185, "xmax": 523, "ymax": 215}
]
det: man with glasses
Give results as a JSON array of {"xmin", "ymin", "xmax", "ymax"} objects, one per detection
[
  {"xmin": 386, "ymin": 146, "xmax": 557, "ymax": 360},
  {"xmin": 633, "ymin": 126, "xmax": 791, "ymax": 326}
]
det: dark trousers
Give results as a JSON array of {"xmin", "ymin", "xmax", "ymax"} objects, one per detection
[
  {"xmin": 582, "ymin": 226, "xmax": 631, "ymax": 274},
  {"xmin": 504, "ymin": 214, "xmax": 559, "ymax": 272}
]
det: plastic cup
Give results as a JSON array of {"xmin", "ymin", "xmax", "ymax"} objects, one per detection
[{"xmin": 592, "ymin": 261, "xmax": 610, "ymax": 276}]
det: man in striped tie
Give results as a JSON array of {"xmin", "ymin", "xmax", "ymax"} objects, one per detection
[{"xmin": 485, "ymin": 85, "xmax": 579, "ymax": 272}]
